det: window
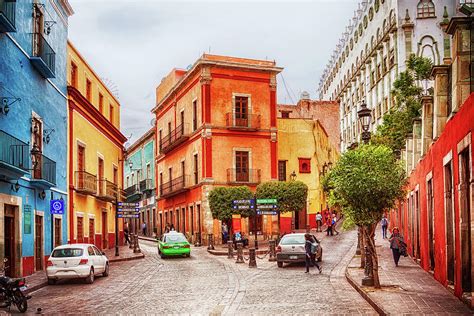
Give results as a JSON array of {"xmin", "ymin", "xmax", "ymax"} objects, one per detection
[
  {"xmin": 109, "ymin": 104, "xmax": 114, "ymax": 124},
  {"xmin": 113, "ymin": 166, "xmax": 118, "ymax": 185},
  {"xmin": 298, "ymin": 158, "xmax": 311, "ymax": 173},
  {"xmin": 99, "ymin": 93, "xmax": 104, "ymax": 114},
  {"xmin": 98, "ymin": 158, "xmax": 104, "ymax": 195},
  {"xmin": 235, "ymin": 151, "xmax": 249, "ymax": 182},
  {"xmin": 86, "ymin": 79, "xmax": 92, "ymax": 101},
  {"xmin": 31, "ymin": 117, "xmax": 43, "ymax": 179},
  {"xmin": 146, "ymin": 163, "xmax": 151, "ymax": 180},
  {"xmin": 71, "ymin": 62, "xmax": 78, "ymax": 88},
  {"xmin": 281, "ymin": 111, "xmax": 291, "ymax": 118},
  {"xmin": 193, "ymin": 154, "xmax": 199, "ymax": 184},
  {"xmin": 234, "ymin": 96, "xmax": 249, "ymax": 127},
  {"xmin": 192, "ymin": 100, "xmax": 197, "ymax": 131},
  {"xmin": 126, "ymin": 176, "xmax": 129, "ymax": 188},
  {"xmin": 278, "ymin": 160, "xmax": 287, "ymax": 181},
  {"xmin": 159, "ymin": 130, "xmax": 163, "ymax": 151},
  {"xmin": 180, "ymin": 111, "xmax": 185, "ymax": 134},
  {"xmin": 32, "ymin": 4, "xmax": 44, "ymax": 56},
  {"xmin": 168, "ymin": 122, "xmax": 172, "ymax": 136},
  {"xmin": 417, "ymin": 0, "xmax": 435, "ymax": 18}
]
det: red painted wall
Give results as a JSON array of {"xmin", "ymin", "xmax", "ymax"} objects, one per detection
[
  {"xmin": 279, "ymin": 217, "xmax": 292, "ymax": 235},
  {"xmin": 22, "ymin": 257, "xmax": 34, "ymax": 276}
]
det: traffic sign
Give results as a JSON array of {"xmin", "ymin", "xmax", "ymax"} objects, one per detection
[
  {"xmin": 117, "ymin": 214, "xmax": 139, "ymax": 218},
  {"xmin": 257, "ymin": 199, "xmax": 277, "ymax": 204},
  {"xmin": 117, "ymin": 207, "xmax": 140, "ymax": 212},
  {"xmin": 232, "ymin": 205, "xmax": 254, "ymax": 210},
  {"xmin": 257, "ymin": 210, "xmax": 278, "ymax": 215},
  {"xmin": 118, "ymin": 202, "xmax": 139, "ymax": 207},
  {"xmin": 232, "ymin": 199, "xmax": 253, "ymax": 204},
  {"xmin": 256, "ymin": 204, "xmax": 278, "ymax": 209},
  {"xmin": 50, "ymin": 199, "xmax": 65, "ymax": 215}
]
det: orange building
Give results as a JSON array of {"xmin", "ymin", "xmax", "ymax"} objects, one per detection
[{"xmin": 152, "ymin": 54, "xmax": 282, "ymax": 244}]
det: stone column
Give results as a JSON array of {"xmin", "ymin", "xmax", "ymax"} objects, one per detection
[
  {"xmin": 431, "ymin": 66, "xmax": 450, "ymax": 139},
  {"xmin": 401, "ymin": 9, "xmax": 414, "ymax": 60},
  {"xmin": 413, "ymin": 118, "xmax": 422, "ymax": 165},
  {"xmin": 405, "ymin": 134, "xmax": 413, "ymax": 173},
  {"xmin": 421, "ymin": 96, "xmax": 434, "ymax": 156}
]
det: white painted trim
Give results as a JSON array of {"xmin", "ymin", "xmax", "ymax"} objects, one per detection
[
  {"xmin": 76, "ymin": 212, "xmax": 84, "ymax": 217},
  {"xmin": 97, "ymin": 152, "xmax": 105, "ymax": 160},
  {"xmin": 443, "ymin": 150, "xmax": 453, "ymax": 166},
  {"xmin": 425, "ymin": 171, "xmax": 433, "ymax": 182},
  {"xmin": 35, "ymin": 210, "xmax": 44, "ymax": 216},
  {"xmin": 457, "ymin": 132, "xmax": 471, "ymax": 153}
]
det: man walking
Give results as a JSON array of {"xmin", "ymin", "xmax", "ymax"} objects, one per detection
[
  {"xmin": 222, "ymin": 222, "xmax": 229, "ymax": 244},
  {"xmin": 316, "ymin": 212, "xmax": 322, "ymax": 232},
  {"xmin": 124, "ymin": 222, "xmax": 131, "ymax": 245},
  {"xmin": 304, "ymin": 234, "xmax": 322, "ymax": 274},
  {"xmin": 381, "ymin": 215, "xmax": 389, "ymax": 239}
]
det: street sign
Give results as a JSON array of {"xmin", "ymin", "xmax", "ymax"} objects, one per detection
[
  {"xmin": 232, "ymin": 205, "xmax": 254, "ymax": 210},
  {"xmin": 117, "ymin": 207, "xmax": 140, "ymax": 212},
  {"xmin": 118, "ymin": 202, "xmax": 139, "ymax": 207},
  {"xmin": 257, "ymin": 210, "xmax": 278, "ymax": 215},
  {"xmin": 232, "ymin": 199, "xmax": 253, "ymax": 204},
  {"xmin": 117, "ymin": 214, "xmax": 139, "ymax": 218},
  {"xmin": 256, "ymin": 204, "xmax": 278, "ymax": 209},
  {"xmin": 50, "ymin": 199, "xmax": 65, "ymax": 215},
  {"xmin": 257, "ymin": 199, "xmax": 277, "ymax": 204}
]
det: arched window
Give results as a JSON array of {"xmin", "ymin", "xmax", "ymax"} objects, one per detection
[{"xmin": 417, "ymin": 0, "xmax": 435, "ymax": 18}]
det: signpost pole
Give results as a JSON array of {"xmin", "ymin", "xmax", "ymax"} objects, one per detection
[
  {"xmin": 254, "ymin": 194, "xmax": 258, "ymax": 250},
  {"xmin": 115, "ymin": 194, "xmax": 119, "ymax": 257}
]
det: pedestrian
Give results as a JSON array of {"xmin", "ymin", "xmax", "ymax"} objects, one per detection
[
  {"xmin": 164, "ymin": 223, "xmax": 170, "ymax": 233},
  {"xmin": 332, "ymin": 214, "xmax": 339, "ymax": 235},
  {"xmin": 170, "ymin": 224, "xmax": 175, "ymax": 231},
  {"xmin": 389, "ymin": 227, "xmax": 407, "ymax": 267},
  {"xmin": 142, "ymin": 222, "xmax": 147, "ymax": 236},
  {"xmin": 325, "ymin": 215, "xmax": 333, "ymax": 236},
  {"xmin": 221, "ymin": 222, "xmax": 229, "ymax": 244},
  {"xmin": 304, "ymin": 234, "xmax": 322, "ymax": 274},
  {"xmin": 124, "ymin": 222, "xmax": 131, "ymax": 245},
  {"xmin": 316, "ymin": 212, "xmax": 323, "ymax": 232},
  {"xmin": 381, "ymin": 215, "xmax": 389, "ymax": 239}
]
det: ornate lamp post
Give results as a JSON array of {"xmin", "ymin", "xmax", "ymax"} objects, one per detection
[{"xmin": 357, "ymin": 101, "xmax": 372, "ymax": 144}]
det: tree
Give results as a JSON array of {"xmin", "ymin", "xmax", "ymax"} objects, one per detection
[
  {"xmin": 208, "ymin": 186, "xmax": 253, "ymax": 222},
  {"xmin": 323, "ymin": 144, "xmax": 406, "ymax": 287},
  {"xmin": 372, "ymin": 54, "xmax": 433, "ymax": 153},
  {"xmin": 256, "ymin": 181, "xmax": 308, "ymax": 214}
]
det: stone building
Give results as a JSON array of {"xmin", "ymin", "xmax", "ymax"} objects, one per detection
[
  {"xmin": 318, "ymin": 0, "xmax": 466, "ymax": 152},
  {"xmin": 0, "ymin": 0, "xmax": 73, "ymax": 276}
]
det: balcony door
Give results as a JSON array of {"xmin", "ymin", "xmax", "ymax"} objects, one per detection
[
  {"xmin": 32, "ymin": 118, "xmax": 43, "ymax": 179},
  {"xmin": 235, "ymin": 151, "xmax": 249, "ymax": 182},
  {"xmin": 234, "ymin": 96, "xmax": 249, "ymax": 127},
  {"xmin": 459, "ymin": 148, "xmax": 472, "ymax": 293},
  {"xmin": 98, "ymin": 158, "xmax": 104, "ymax": 195},
  {"xmin": 32, "ymin": 4, "xmax": 44, "ymax": 56},
  {"xmin": 77, "ymin": 145, "xmax": 85, "ymax": 187}
]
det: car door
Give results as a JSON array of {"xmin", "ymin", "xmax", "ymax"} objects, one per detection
[
  {"xmin": 93, "ymin": 246, "xmax": 105, "ymax": 272},
  {"xmin": 87, "ymin": 246, "xmax": 99, "ymax": 273}
]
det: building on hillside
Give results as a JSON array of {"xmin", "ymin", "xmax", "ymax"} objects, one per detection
[
  {"xmin": 123, "ymin": 127, "xmax": 156, "ymax": 236},
  {"xmin": 387, "ymin": 14, "xmax": 473, "ymax": 306},
  {"xmin": 67, "ymin": 42, "xmax": 127, "ymax": 249},
  {"xmin": 0, "ymin": 0, "xmax": 73, "ymax": 277},
  {"xmin": 318, "ymin": 0, "xmax": 467, "ymax": 152},
  {"xmin": 277, "ymin": 118, "xmax": 339, "ymax": 234},
  {"xmin": 152, "ymin": 54, "xmax": 282, "ymax": 244}
]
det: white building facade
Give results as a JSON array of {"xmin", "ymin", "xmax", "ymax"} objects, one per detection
[{"xmin": 318, "ymin": 0, "xmax": 469, "ymax": 152}]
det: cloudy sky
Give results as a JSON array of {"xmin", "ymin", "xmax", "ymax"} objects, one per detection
[{"xmin": 68, "ymin": 0, "xmax": 357, "ymax": 144}]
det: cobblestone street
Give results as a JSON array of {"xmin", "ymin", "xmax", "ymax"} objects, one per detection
[{"xmin": 23, "ymin": 229, "xmax": 375, "ymax": 315}]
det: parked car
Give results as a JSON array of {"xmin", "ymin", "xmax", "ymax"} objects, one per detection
[
  {"xmin": 158, "ymin": 232, "xmax": 191, "ymax": 258},
  {"xmin": 46, "ymin": 244, "xmax": 109, "ymax": 285},
  {"xmin": 276, "ymin": 233, "xmax": 322, "ymax": 268}
]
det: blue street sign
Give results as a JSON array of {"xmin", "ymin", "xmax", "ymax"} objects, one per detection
[
  {"xmin": 232, "ymin": 205, "xmax": 255, "ymax": 210},
  {"xmin": 50, "ymin": 199, "xmax": 65, "ymax": 215},
  {"xmin": 257, "ymin": 210, "xmax": 278, "ymax": 215},
  {"xmin": 118, "ymin": 202, "xmax": 139, "ymax": 207},
  {"xmin": 232, "ymin": 199, "xmax": 254, "ymax": 205},
  {"xmin": 117, "ymin": 207, "xmax": 140, "ymax": 212}
]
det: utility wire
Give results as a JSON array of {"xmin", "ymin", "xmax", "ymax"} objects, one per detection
[{"xmin": 279, "ymin": 73, "xmax": 295, "ymax": 104}]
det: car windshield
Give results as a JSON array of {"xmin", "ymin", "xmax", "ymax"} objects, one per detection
[
  {"xmin": 165, "ymin": 234, "xmax": 188, "ymax": 243},
  {"xmin": 52, "ymin": 248, "xmax": 83, "ymax": 257},
  {"xmin": 280, "ymin": 235, "xmax": 305, "ymax": 245}
]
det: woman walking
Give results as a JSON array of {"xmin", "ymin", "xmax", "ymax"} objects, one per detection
[
  {"xmin": 304, "ymin": 234, "xmax": 322, "ymax": 274},
  {"xmin": 389, "ymin": 227, "xmax": 406, "ymax": 267}
]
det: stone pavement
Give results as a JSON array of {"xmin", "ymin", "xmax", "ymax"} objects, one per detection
[
  {"xmin": 21, "ymin": 227, "xmax": 375, "ymax": 315},
  {"xmin": 346, "ymin": 233, "xmax": 472, "ymax": 315}
]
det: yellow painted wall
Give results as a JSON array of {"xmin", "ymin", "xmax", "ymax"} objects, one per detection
[{"xmin": 277, "ymin": 118, "xmax": 339, "ymax": 220}]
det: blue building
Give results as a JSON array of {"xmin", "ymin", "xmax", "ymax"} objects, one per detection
[{"xmin": 0, "ymin": 0, "xmax": 73, "ymax": 277}]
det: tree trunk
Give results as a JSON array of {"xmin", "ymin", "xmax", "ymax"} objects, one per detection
[
  {"xmin": 360, "ymin": 226, "xmax": 366, "ymax": 268},
  {"xmin": 364, "ymin": 223, "xmax": 381, "ymax": 288}
]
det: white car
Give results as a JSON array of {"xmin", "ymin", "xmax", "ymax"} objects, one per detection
[{"xmin": 46, "ymin": 244, "xmax": 109, "ymax": 285}]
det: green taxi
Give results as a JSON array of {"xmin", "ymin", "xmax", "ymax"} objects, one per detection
[{"xmin": 158, "ymin": 232, "xmax": 191, "ymax": 258}]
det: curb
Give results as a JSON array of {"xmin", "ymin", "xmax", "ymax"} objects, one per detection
[
  {"xmin": 138, "ymin": 236, "xmax": 157, "ymax": 243},
  {"xmin": 25, "ymin": 281, "xmax": 48, "ymax": 295},
  {"xmin": 207, "ymin": 248, "xmax": 270, "ymax": 256},
  {"xmin": 345, "ymin": 259, "xmax": 388, "ymax": 316},
  {"xmin": 109, "ymin": 253, "xmax": 145, "ymax": 263}
]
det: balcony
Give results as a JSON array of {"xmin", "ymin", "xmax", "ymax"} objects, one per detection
[
  {"xmin": 0, "ymin": 130, "xmax": 29, "ymax": 180},
  {"xmin": 139, "ymin": 178, "xmax": 153, "ymax": 192},
  {"xmin": 159, "ymin": 123, "xmax": 189, "ymax": 154},
  {"xmin": 160, "ymin": 175, "xmax": 190, "ymax": 198},
  {"xmin": 0, "ymin": 0, "xmax": 16, "ymax": 32},
  {"xmin": 30, "ymin": 154, "xmax": 56, "ymax": 189},
  {"xmin": 227, "ymin": 169, "xmax": 261, "ymax": 184},
  {"xmin": 97, "ymin": 179, "xmax": 117, "ymax": 202},
  {"xmin": 226, "ymin": 113, "xmax": 261, "ymax": 131},
  {"xmin": 124, "ymin": 183, "xmax": 141, "ymax": 202},
  {"xmin": 75, "ymin": 171, "xmax": 97, "ymax": 195},
  {"xmin": 30, "ymin": 32, "xmax": 55, "ymax": 78}
]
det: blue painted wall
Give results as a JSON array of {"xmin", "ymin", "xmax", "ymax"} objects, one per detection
[{"xmin": 0, "ymin": 0, "xmax": 71, "ymax": 275}]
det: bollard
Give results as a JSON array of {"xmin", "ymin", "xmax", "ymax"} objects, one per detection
[
  {"xmin": 227, "ymin": 241, "xmax": 234, "ymax": 259},
  {"xmin": 207, "ymin": 233, "xmax": 215, "ymax": 250},
  {"xmin": 361, "ymin": 246, "xmax": 374, "ymax": 286},
  {"xmin": 194, "ymin": 232, "xmax": 201, "ymax": 247},
  {"xmin": 235, "ymin": 242, "xmax": 244, "ymax": 263},
  {"xmin": 248, "ymin": 248, "xmax": 257, "ymax": 268},
  {"xmin": 268, "ymin": 240, "xmax": 276, "ymax": 262},
  {"xmin": 356, "ymin": 229, "xmax": 361, "ymax": 255},
  {"xmin": 133, "ymin": 234, "xmax": 141, "ymax": 253},
  {"xmin": 129, "ymin": 234, "xmax": 134, "ymax": 249}
]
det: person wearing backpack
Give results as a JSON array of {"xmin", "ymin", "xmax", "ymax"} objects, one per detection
[
  {"xmin": 389, "ymin": 227, "xmax": 407, "ymax": 267},
  {"xmin": 315, "ymin": 212, "xmax": 323, "ymax": 232},
  {"xmin": 381, "ymin": 215, "xmax": 389, "ymax": 239},
  {"xmin": 304, "ymin": 234, "xmax": 322, "ymax": 274}
]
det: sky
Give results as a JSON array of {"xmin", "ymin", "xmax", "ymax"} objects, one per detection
[{"xmin": 68, "ymin": 0, "xmax": 358, "ymax": 144}]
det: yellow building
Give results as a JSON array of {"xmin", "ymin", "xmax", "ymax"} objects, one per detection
[
  {"xmin": 67, "ymin": 41, "xmax": 127, "ymax": 249},
  {"xmin": 277, "ymin": 118, "xmax": 339, "ymax": 232}
]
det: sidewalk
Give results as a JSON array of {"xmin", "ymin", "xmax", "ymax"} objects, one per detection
[
  {"xmin": 24, "ymin": 245, "xmax": 144, "ymax": 294},
  {"xmin": 346, "ymin": 234, "xmax": 472, "ymax": 315}
]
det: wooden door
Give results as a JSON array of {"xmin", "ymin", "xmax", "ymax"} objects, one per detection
[
  {"xmin": 427, "ymin": 179, "xmax": 435, "ymax": 271},
  {"xmin": 32, "ymin": 5, "xmax": 43, "ymax": 55},
  {"xmin": 77, "ymin": 217, "xmax": 83, "ymax": 243},
  {"xmin": 102, "ymin": 212, "xmax": 108, "ymax": 249},
  {"xmin": 460, "ymin": 149, "xmax": 472, "ymax": 292},
  {"xmin": 445, "ymin": 163, "xmax": 455, "ymax": 284},
  {"xmin": 98, "ymin": 158, "xmax": 104, "ymax": 195},
  {"xmin": 89, "ymin": 219, "xmax": 95, "ymax": 246},
  {"xmin": 235, "ymin": 151, "xmax": 249, "ymax": 182},
  {"xmin": 4, "ymin": 205, "xmax": 15, "ymax": 277},
  {"xmin": 54, "ymin": 218, "xmax": 61, "ymax": 248},
  {"xmin": 32, "ymin": 118, "xmax": 43, "ymax": 179},
  {"xmin": 35, "ymin": 215, "xmax": 43, "ymax": 271},
  {"xmin": 77, "ymin": 145, "xmax": 85, "ymax": 186},
  {"xmin": 234, "ymin": 96, "xmax": 248, "ymax": 127}
]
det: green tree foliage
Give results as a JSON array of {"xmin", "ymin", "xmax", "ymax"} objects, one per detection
[
  {"xmin": 323, "ymin": 144, "xmax": 406, "ymax": 287},
  {"xmin": 256, "ymin": 181, "xmax": 308, "ymax": 214},
  {"xmin": 208, "ymin": 186, "xmax": 253, "ymax": 221},
  {"xmin": 373, "ymin": 54, "xmax": 433, "ymax": 152}
]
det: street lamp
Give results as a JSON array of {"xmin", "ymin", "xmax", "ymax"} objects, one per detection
[
  {"xmin": 290, "ymin": 171, "xmax": 297, "ymax": 181},
  {"xmin": 357, "ymin": 101, "xmax": 372, "ymax": 143}
]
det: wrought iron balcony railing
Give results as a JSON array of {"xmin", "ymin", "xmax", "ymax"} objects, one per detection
[
  {"xmin": 227, "ymin": 168, "xmax": 261, "ymax": 184},
  {"xmin": 35, "ymin": 154, "xmax": 56, "ymax": 185},
  {"xmin": 125, "ymin": 183, "xmax": 141, "ymax": 198},
  {"xmin": 160, "ymin": 175, "xmax": 190, "ymax": 197},
  {"xmin": 139, "ymin": 178, "xmax": 153, "ymax": 192},
  {"xmin": 98, "ymin": 179, "xmax": 117, "ymax": 201},
  {"xmin": 0, "ymin": 130, "xmax": 29, "ymax": 172},
  {"xmin": 0, "ymin": 0, "xmax": 16, "ymax": 32},
  {"xmin": 225, "ymin": 113, "xmax": 261, "ymax": 130},
  {"xmin": 159, "ymin": 123, "xmax": 189, "ymax": 154},
  {"xmin": 75, "ymin": 171, "xmax": 97, "ymax": 195},
  {"xmin": 30, "ymin": 32, "xmax": 56, "ymax": 78}
]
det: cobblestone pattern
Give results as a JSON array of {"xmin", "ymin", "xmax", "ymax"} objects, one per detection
[
  {"xmin": 347, "ymin": 232, "xmax": 472, "ymax": 315},
  {"xmin": 20, "ymin": 229, "xmax": 375, "ymax": 315}
]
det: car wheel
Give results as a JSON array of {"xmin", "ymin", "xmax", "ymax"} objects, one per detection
[
  {"xmin": 47, "ymin": 278, "xmax": 56, "ymax": 285},
  {"xmin": 160, "ymin": 252, "xmax": 165, "ymax": 259},
  {"xmin": 85, "ymin": 267, "xmax": 94, "ymax": 284},
  {"xmin": 277, "ymin": 261, "xmax": 283, "ymax": 268},
  {"xmin": 102, "ymin": 263, "xmax": 109, "ymax": 277}
]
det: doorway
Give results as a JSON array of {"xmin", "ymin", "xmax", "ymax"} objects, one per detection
[
  {"xmin": 445, "ymin": 162, "xmax": 455, "ymax": 285},
  {"xmin": 54, "ymin": 218, "xmax": 61, "ymax": 248},
  {"xmin": 415, "ymin": 190, "xmax": 420, "ymax": 260},
  {"xmin": 89, "ymin": 218, "xmax": 95, "ymax": 246},
  {"xmin": 4, "ymin": 205, "xmax": 16, "ymax": 277},
  {"xmin": 102, "ymin": 212, "xmax": 108, "ymax": 249},
  {"xmin": 35, "ymin": 214, "xmax": 43, "ymax": 271},
  {"xmin": 181, "ymin": 208, "xmax": 186, "ymax": 233},
  {"xmin": 427, "ymin": 179, "xmax": 435, "ymax": 271},
  {"xmin": 294, "ymin": 207, "xmax": 307, "ymax": 230},
  {"xmin": 77, "ymin": 216, "xmax": 83, "ymax": 243},
  {"xmin": 459, "ymin": 148, "xmax": 472, "ymax": 293},
  {"xmin": 249, "ymin": 215, "xmax": 262, "ymax": 235}
]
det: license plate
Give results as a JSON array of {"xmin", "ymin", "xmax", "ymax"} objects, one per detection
[
  {"xmin": 289, "ymin": 255, "xmax": 298, "ymax": 260},
  {"xmin": 19, "ymin": 286, "xmax": 27, "ymax": 292},
  {"xmin": 174, "ymin": 246, "xmax": 180, "ymax": 249}
]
